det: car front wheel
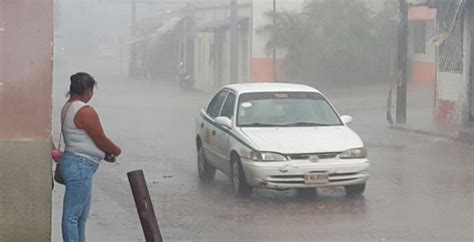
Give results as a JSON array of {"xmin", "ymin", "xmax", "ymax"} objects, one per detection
[
  {"xmin": 197, "ymin": 148, "xmax": 216, "ymax": 183},
  {"xmin": 344, "ymin": 183, "xmax": 366, "ymax": 196},
  {"xmin": 231, "ymin": 157, "xmax": 253, "ymax": 198}
]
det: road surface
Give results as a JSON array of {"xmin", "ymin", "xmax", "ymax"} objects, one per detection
[{"xmin": 51, "ymin": 65, "xmax": 474, "ymax": 242}]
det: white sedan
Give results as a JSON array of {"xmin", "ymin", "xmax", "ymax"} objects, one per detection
[{"xmin": 195, "ymin": 83, "xmax": 369, "ymax": 197}]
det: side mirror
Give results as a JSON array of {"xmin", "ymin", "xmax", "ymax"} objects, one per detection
[
  {"xmin": 215, "ymin": 116, "xmax": 232, "ymax": 129},
  {"xmin": 341, "ymin": 115, "xmax": 353, "ymax": 125}
]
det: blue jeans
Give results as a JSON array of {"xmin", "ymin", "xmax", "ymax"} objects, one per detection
[{"xmin": 59, "ymin": 152, "xmax": 99, "ymax": 242}]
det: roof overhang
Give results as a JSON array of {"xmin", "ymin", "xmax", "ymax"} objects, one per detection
[
  {"xmin": 389, "ymin": 6, "xmax": 436, "ymax": 21},
  {"xmin": 408, "ymin": 6, "xmax": 437, "ymax": 20},
  {"xmin": 194, "ymin": 16, "xmax": 249, "ymax": 33},
  {"xmin": 128, "ymin": 16, "xmax": 183, "ymax": 44}
]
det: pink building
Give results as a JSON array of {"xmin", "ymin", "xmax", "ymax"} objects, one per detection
[
  {"xmin": 0, "ymin": 1, "xmax": 54, "ymax": 240},
  {"xmin": 407, "ymin": 6, "xmax": 437, "ymax": 87}
]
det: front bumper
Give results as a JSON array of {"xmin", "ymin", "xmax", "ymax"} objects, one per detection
[{"xmin": 241, "ymin": 158, "xmax": 370, "ymax": 189}]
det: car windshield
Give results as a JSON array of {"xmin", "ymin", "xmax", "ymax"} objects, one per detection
[{"xmin": 237, "ymin": 92, "xmax": 342, "ymax": 127}]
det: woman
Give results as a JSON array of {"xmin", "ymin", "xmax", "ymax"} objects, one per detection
[{"xmin": 59, "ymin": 72, "xmax": 121, "ymax": 242}]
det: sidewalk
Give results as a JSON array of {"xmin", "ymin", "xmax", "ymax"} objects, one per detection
[
  {"xmin": 388, "ymin": 86, "xmax": 474, "ymax": 145},
  {"xmin": 52, "ymin": 170, "xmax": 144, "ymax": 242},
  {"xmin": 324, "ymin": 83, "xmax": 474, "ymax": 145},
  {"xmin": 458, "ymin": 125, "xmax": 474, "ymax": 144}
]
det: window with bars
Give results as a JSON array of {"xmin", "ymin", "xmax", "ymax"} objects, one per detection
[{"xmin": 438, "ymin": 12, "xmax": 464, "ymax": 73}]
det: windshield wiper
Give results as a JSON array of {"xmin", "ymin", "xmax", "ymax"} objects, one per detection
[
  {"xmin": 240, "ymin": 122, "xmax": 337, "ymax": 127},
  {"xmin": 239, "ymin": 123, "xmax": 284, "ymax": 127},
  {"xmin": 283, "ymin": 122, "xmax": 334, "ymax": 127}
]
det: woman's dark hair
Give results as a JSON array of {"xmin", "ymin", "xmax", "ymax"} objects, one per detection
[{"xmin": 69, "ymin": 72, "xmax": 97, "ymax": 96}]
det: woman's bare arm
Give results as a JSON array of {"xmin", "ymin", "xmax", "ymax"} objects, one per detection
[{"xmin": 74, "ymin": 106, "xmax": 121, "ymax": 156}]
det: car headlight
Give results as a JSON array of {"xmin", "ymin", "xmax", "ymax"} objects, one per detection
[
  {"xmin": 250, "ymin": 151, "xmax": 287, "ymax": 162},
  {"xmin": 339, "ymin": 148, "xmax": 367, "ymax": 159}
]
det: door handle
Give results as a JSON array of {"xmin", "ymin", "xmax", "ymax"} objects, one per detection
[
  {"xmin": 212, "ymin": 130, "xmax": 216, "ymax": 136},
  {"xmin": 201, "ymin": 123, "xmax": 204, "ymax": 128}
]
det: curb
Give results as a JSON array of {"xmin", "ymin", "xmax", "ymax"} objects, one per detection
[
  {"xmin": 458, "ymin": 130, "xmax": 474, "ymax": 145},
  {"xmin": 389, "ymin": 125, "xmax": 474, "ymax": 145}
]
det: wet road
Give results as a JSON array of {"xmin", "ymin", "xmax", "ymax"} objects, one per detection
[{"xmin": 52, "ymin": 68, "xmax": 474, "ymax": 241}]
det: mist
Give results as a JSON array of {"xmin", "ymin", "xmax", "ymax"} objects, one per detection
[{"xmin": 50, "ymin": 0, "xmax": 474, "ymax": 241}]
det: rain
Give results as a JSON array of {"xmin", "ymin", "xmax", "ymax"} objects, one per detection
[
  {"xmin": 1, "ymin": 0, "xmax": 472, "ymax": 241},
  {"xmin": 51, "ymin": 0, "xmax": 473, "ymax": 241}
]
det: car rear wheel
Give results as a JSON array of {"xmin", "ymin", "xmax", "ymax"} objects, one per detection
[
  {"xmin": 197, "ymin": 148, "xmax": 216, "ymax": 183},
  {"xmin": 231, "ymin": 157, "xmax": 253, "ymax": 198},
  {"xmin": 344, "ymin": 183, "xmax": 366, "ymax": 196}
]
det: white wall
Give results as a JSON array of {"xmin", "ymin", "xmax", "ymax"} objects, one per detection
[
  {"xmin": 437, "ymin": 72, "xmax": 464, "ymax": 101},
  {"xmin": 192, "ymin": 3, "xmax": 252, "ymax": 91},
  {"xmin": 194, "ymin": 33, "xmax": 215, "ymax": 91},
  {"xmin": 435, "ymin": 13, "xmax": 471, "ymax": 124}
]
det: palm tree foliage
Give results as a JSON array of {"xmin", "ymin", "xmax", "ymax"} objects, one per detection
[{"xmin": 257, "ymin": 0, "xmax": 397, "ymax": 86}]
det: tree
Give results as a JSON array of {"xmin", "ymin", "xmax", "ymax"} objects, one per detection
[{"xmin": 257, "ymin": 0, "xmax": 397, "ymax": 86}]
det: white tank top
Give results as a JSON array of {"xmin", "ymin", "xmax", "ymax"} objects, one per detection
[{"xmin": 61, "ymin": 101, "xmax": 105, "ymax": 162}]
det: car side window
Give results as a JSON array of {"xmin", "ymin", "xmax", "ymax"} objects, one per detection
[
  {"xmin": 220, "ymin": 93, "xmax": 236, "ymax": 119},
  {"xmin": 207, "ymin": 91, "xmax": 228, "ymax": 118}
]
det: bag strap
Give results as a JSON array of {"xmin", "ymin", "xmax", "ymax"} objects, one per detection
[{"xmin": 58, "ymin": 102, "xmax": 74, "ymax": 150}]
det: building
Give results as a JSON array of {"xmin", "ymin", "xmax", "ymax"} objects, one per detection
[
  {"xmin": 129, "ymin": 0, "xmax": 390, "ymax": 90},
  {"xmin": 407, "ymin": 6, "xmax": 437, "ymax": 86},
  {"xmin": 190, "ymin": 0, "xmax": 307, "ymax": 91},
  {"xmin": 192, "ymin": 1, "xmax": 253, "ymax": 91},
  {"xmin": 191, "ymin": 0, "xmax": 392, "ymax": 91},
  {"xmin": 428, "ymin": 0, "xmax": 473, "ymax": 129},
  {"xmin": 129, "ymin": 12, "xmax": 185, "ymax": 80},
  {"xmin": 0, "ymin": 1, "xmax": 54, "ymax": 240}
]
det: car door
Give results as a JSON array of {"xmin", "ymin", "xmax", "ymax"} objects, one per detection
[
  {"xmin": 212, "ymin": 92, "xmax": 236, "ymax": 175},
  {"xmin": 201, "ymin": 90, "xmax": 228, "ymax": 168}
]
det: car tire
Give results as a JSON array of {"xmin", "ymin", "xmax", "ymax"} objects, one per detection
[
  {"xmin": 344, "ymin": 183, "xmax": 366, "ymax": 196},
  {"xmin": 231, "ymin": 157, "xmax": 253, "ymax": 198},
  {"xmin": 197, "ymin": 148, "xmax": 216, "ymax": 183}
]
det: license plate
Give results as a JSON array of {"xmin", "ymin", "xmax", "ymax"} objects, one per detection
[{"xmin": 304, "ymin": 173, "xmax": 328, "ymax": 184}]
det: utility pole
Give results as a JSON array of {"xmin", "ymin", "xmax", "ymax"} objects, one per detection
[
  {"xmin": 272, "ymin": 0, "xmax": 277, "ymax": 81},
  {"xmin": 183, "ymin": 7, "xmax": 188, "ymax": 70},
  {"xmin": 130, "ymin": 0, "xmax": 137, "ymax": 77},
  {"xmin": 230, "ymin": 0, "xmax": 239, "ymax": 84},
  {"xmin": 396, "ymin": 0, "xmax": 408, "ymax": 125},
  {"xmin": 131, "ymin": 0, "xmax": 136, "ymax": 37}
]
